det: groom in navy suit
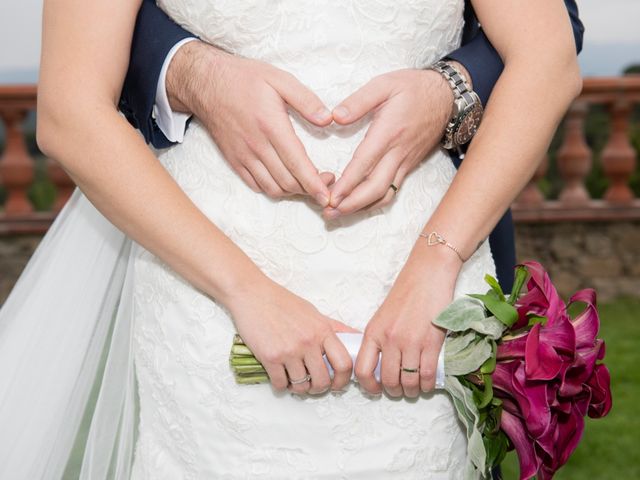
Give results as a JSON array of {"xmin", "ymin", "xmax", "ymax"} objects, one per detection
[{"xmin": 119, "ymin": 1, "xmax": 584, "ymax": 295}]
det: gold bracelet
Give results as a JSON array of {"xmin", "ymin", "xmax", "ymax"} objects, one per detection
[{"xmin": 419, "ymin": 231, "xmax": 467, "ymax": 262}]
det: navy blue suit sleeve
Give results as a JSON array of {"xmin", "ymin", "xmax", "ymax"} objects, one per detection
[
  {"xmin": 118, "ymin": 0, "xmax": 196, "ymax": 149},
  {"xmin": 444, "ymin": 0, "xmax": 584, "ymax": 107}
]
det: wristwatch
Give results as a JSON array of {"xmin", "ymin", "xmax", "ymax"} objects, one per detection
[{"xmin": 427, "ymin": 60, "xmax": 483, "ymax": 151}]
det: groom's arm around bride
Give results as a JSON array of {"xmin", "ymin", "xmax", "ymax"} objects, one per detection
[{"xmin": 118, "ymin": 0, "xmax": 584, "ymax": 294}]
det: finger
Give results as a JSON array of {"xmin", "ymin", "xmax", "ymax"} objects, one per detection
[
  {"xmin": 284, "ymin": 359, "xmax": 311, "ymax": 395},
  {"xmin": 260, "ymin": 142, "xmax": 305, "ymax": 195},
  {"xmin": 319, "ymin": 171, "xmax": 336, "ymax": 187},
  {"xmin": 354, "ymin": 335, "xmax": 382, "ymax": 395},
  {"xmin": 263, "ymin": 362, "xmax": 289, "ymax": 392},
  {"xmin": 420, "ymin": 330, "xmax": 446, "ymax": 393},
  {"xmin": 380, "ymin": 344, "xmax": 402, "ymax": 398},
  {"xmin": 328, "ymin": 121, "xmax": 392, "ymax": 207},
  {"xmin": 328, "ymin": 318, "xmax": 360, "ymax": 333},
  {"xmin": 332, "ymin": 77, "xmax": 390, "ymax": 125},
  {"xmin": 363, "ymin": 166, "xmax": 407, "ymax": 212},
  {"xmin": 400, "ymin": 347, "xmax": 422, "ymax": 398},
  {"xmin": 245, "ymin": 158, "xmax": 286, "ymax": 199},
  {"xmin": 323, "ymin": 334, "xmax": 354, "ymax": 391},
  {"xmin": 269, "ymin": 72, "xmax": 333, "ymax": 126},
  {"xmin": 216, "ymin": 143, "xmax": 263, "ymax": 194},
  {"xmin": 268, "ymin": 118, "xmax": 331, "ymax": 206},
  {"xmin": 234, "ymin": 164, "xmax": 262, "ymax": 193},
  {"xmin": 328, "ymin": 149, "xmax": 403, "ymax": 217},
  {"xmin": 304, "ymin": 346, "xmax": 332, "ymax": 395}
]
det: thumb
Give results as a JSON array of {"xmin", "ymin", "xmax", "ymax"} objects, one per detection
[
  {"xmin": 332, "ymin": 78, "xmax": 389, "ymax": 125},
  {"xmin": 328, "ymin": 319, "xmax": 361, "ymax": 333}
]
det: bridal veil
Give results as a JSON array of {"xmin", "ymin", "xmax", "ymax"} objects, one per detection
[{"xmin": 0, "ymin": 188, "xmax": 138, "ymax": 479}]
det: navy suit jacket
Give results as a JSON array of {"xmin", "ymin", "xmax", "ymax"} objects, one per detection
[{"xmin": 119, "ymin": 0, "xmax": 584, "ymax": 293}]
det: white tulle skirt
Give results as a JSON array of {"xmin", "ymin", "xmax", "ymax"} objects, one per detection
[{"xmin": 0, "ymin": 188, "xmax": 139, "ymax": 479}]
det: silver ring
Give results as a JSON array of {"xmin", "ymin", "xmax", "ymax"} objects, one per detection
[
  {"xmin": 401, "ymin": 366, "xmax": 419, "ymax": 373},
  {"xmin": 289, "ymin": 373, "xmax": 312, "ymax": 385}
]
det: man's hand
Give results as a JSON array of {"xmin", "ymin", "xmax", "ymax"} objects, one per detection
[
  {"xmin": 166, "ymin": 40, "xmax": 335, "ymax": 206},
  {"xmin": 323, "ymin": 62, "xmax": 470, "ymax": 219}
]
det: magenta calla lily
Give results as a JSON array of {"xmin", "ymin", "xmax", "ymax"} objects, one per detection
[
  {"xmin": 488, "ymin": 262, "xmax": 612, "ymax": 479},
  {"xmin": 514, "ymin": 261, "xmax": 567, "ymax": 329},
  {"xmin": 499, "ymin": 409, "xmax": 541, "ymax": 479}
]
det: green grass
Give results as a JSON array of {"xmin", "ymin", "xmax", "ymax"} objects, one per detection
[{"xmin": 502, "ymin": 297, "xmax": 640, "ymax": 480}]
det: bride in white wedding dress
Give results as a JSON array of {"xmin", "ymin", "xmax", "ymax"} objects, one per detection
[
  {"xmin": 0, "ymin": 0, "xmax": 581, "ymax": 479},
  {"xmin": 131, "ymin": 1, "xmax": 488, "ymax": 478}
]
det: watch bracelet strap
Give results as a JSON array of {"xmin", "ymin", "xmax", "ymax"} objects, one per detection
[
  {"xmin": 430, "ymin": 61, "xmax": 472, "ymax": 100},
  {"xmin": 427, "ymin": 60, "xmax": 481, "ymax": 150}
]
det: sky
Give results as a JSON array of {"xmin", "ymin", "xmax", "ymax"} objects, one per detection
[{"xmin": 0, "ymin": 0, "xmax": 639, "ymax": 82}]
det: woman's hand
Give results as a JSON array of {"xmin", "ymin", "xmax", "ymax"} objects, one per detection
[
  {"xmin": 355, "ymin": 240, "xmax": 462, "ymax": 398},
  {"xmin": 167, "ymin": 40, "xmax": 335, "ymax": 203},
  {"xmin": 225, "ymin": 274, "xmax": 360, "ymax": 395},
  {"xmin": 322, "ymin": 64, "xmax": 468, "ymax": 219}
]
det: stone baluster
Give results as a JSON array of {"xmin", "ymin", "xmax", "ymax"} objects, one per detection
[
  {"xmin": 556, "ymin": 102, "xmax": 592, "ymax": 205},
  {"xmin": 516, "ymin": 153, "xmax": 548, "ymax": 206},
  {"xmin": 0, "ymin": 107, "xmax": 34, "ymax": 215},
  {"xmin": 47, "ymin": 158, "xmax": 74, "ymax": 211},
  {"xmin": 601, "ymin": 98, "xmax": 636, "ymax": 203}
]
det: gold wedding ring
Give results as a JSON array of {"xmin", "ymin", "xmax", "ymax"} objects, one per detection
[
  {"xmin": 401, "ymin": 366, "xmax": 419, "ymax": 373},
  {"xmin": 288, "ymin": 373, "xmax": 312, "ymax": 385}
]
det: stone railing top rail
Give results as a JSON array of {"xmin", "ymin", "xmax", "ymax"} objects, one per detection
[
  {"xmin": 1, "ymin": 78, "xmax": 640, "ymax": 233},
  {"xmin": 0, "ymin": 85, "xmax": 37, "ymax": 109},
  {"xmin": 581, "ymin": 76, "xmax": 640, "ymax": 99}
]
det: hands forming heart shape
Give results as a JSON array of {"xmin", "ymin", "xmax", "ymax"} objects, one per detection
[{"xmin": 169, "ymin": 41, "xmax": 460, "ymax": 221}]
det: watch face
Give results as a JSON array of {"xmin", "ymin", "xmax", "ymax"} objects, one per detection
[{"xmin": 454, "ymin": 103, "xmax": 483, "ymax": 146}]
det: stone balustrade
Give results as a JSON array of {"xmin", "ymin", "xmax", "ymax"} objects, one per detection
[
  {"xmin": 0, "ymin": 85, "xmax": 73, "ymax": 234},
  {"xmin": 1, "ymin": 79, "xmax": 639, "ymax": 301},
  {"xmin": 2, "ymin": 78, "xmax": 639, "ymax": 232},
  {"xmin": 514, "ymin": 76, "xmax": 640, "ymax": 221}
]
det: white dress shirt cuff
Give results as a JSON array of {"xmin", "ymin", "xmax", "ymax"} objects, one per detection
[{"xmin": 153, "ymin": 37, "xmax": 198, "ymax": 143}]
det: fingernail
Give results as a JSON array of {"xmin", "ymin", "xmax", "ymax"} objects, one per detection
[
  {"xmin": 315, "ymin": 193, "xmax": 329, "ymax": 207},
  {"xmin": 333, "ymin": 106, "xmax": 349, "ymax": 119},
  {"xmin": 313, "ymin": 107, "xmax": 332, "ymax": 123}
]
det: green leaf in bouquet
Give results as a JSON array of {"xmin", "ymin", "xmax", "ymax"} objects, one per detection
[
  {"xmin": 444, "ymin": 331, "xmax": 478, "ymax": 357},
  {"xmin": 474, "ymin": 375, "xmax": 493, "ymax": 410},
  {"xmin": 445, "ymin": 336, "xmax": 493, "ymax": 378},
  {"xmin": 507, "ymin": 265, "xmax": 528, "ymax": 306},
  {"xmin": 527, "ymin": 314, "xmax": 548, "ymax": 328},
  {"xmin": 483, "ymin": 274, "xmax": 505, "ymax": 301},
  {"xmin": 480, "ymin": 340, "xmax": 497, "ymax": 374},
  {"xmin": 484, "ymin": 399, "xmax": 503, "ymax": 435},
  {"xmin": 433, "ymin": 297, "xmax": 487, "ymax": 331},
  {"xmin": 483, "ymin": 430, "xmax": 509, "ymax": 471},
  {"xmin": 445, "ymin": 376, "xmax": 488, "ymax": 479},
  {"xmin": 469, "ymin": 291, "xmax": 518, "ymax": 328},
  {"xmin": 470, "ymin": 316, "xmax": 505, "ymax": 340}
]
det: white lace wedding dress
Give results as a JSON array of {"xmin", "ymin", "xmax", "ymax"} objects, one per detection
[{"xmin": 127, "ymin": 1, "xmax": 496, "ymax": 478}]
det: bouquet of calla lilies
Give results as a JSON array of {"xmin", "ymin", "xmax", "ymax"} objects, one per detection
[{"xmin": 229, "ymin": 261, "xmax": 612, "ymax": 479}]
